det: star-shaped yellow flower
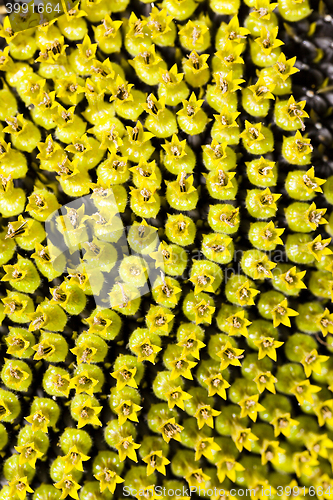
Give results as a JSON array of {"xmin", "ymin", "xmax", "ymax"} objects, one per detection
[
  {"xmin": 195, "ymin": 437, "xmax": 221, "ymax": 461},
  {"xmin": 256, "ymin": 187, "xmax": 282, "ymax": 212},
  {"xmin": 61, "ymin": 445, "xmax": 90, "ymax": 473},
  {"xmin": 131, "ymin": 338, "xmax": 162, "ymax": 364},
  {"xmin": 254, "ymin": 371, "xmax": 277, "ymax": 394},
  {"xmin": 232, "ymin": 427, "xmax": 259, "ymax": 452},
  {"xmin": 71, "ymin": 344, "xmax": 98, "ymax": 365},
  {"xmin": 99, "ymin": 125, "xmax": 124, "ymax": 152},
  {"xmin": 54, "ymin": 475, "xmax": 81, "ymax": 499},
  {"xmin": 313, "ymin": 399, "xmax": 333, "ymax": 427},
  {"xmin": 115, "ymin": 435, "xmax": 141, "ymax": 462},
  {"xmin": 202, "ymin": 138, "xmax": 229, "ymax": 164},
  {"xmin": 213, "ymin": 70, "xmax": 245, "ymax": 95},
  {"xmin": 50, "ymin": 371, "xmax": 71, "ymax": 398},
  {"xmin": 131, "ymin": 44, "xmax": 164, "ymax": 74},
  {"xmin": 162, "ymin": 134, "xmax": 187, "ymax": 160},
  {"xmin": 14, "ymin": 442, "xmax": 44, "ymax": 468},
  {"xmin": 3, "ymin": 114, "xmax": 26, "ymax": 135},
  {"xmin": 217, "ymin": 341, "xmax": 245, "ymax": 370},
  {"xmin": 270, "ymin": 413, "xmax": 299, "ymax": 437},
  {"xmin": 141, "ymin": 93, "xmax": 167, "ymax": 116},
  {"xmin": 216, "ymin": 457, "xmax": 245, "ymax": 482},
  {"xmin": 169, "ymin": 356, "xmax": 197, "ymax": 381},
  {"xmin": 290, "ymin": 380, "xmax": 321, "ymax": 405},
  {"xmin": 94, "ymin": 469, "xmax": 124, "ymax": 493},
  {"xmin": 177, "ymin": 334, "xmax": 206, "ymax": 360},
  {"xmin": 8, "ymin": 476, "xmax": 33, "ymax": 500},
  {"xmin": 254, "ymin": 26, "xmax": 284, "ymax": 54},
  {"xmin": 31, "ymin": 243, "xmax": 54, "ymax": 267},
  {"xmin": 317, "ymin": 309, "xmax": 333, "ymax": 337},
  {"xmin": 126, "ymin": 120, "xmax": 155, "ymax": 146},
  {"xmin": 150, "ymin": 242, "xmax": 173, "ymax": 270},
  {"xmin": 240, "ymin": 120, "xmax": 265, "ymax": 146},
  {"xmin": 2, "ymin": 262, "xmax": 27, "ymax": 283},
  {"xmin": 115, "ymin": 400, "xmax": 142, "ymax": 426},
  {"xmin": 25, "ymin": 410, "xmax": 50, "ymax": 433},
  {"xmin": 274, "ymin": 52, "xmax": 299, "ymax": 81},
  {"xmin": 177, "ymin": 92, "xmax": 205, "ymax": 119},
  {"xmin": 301, "ymin": 349, "xmax": 329, "ymax": 378},
  {"xmin": 142, "ymin": 450, "xmax": 170, "ymax": 476},
  {"xmin": 1, "ymin": 291, "xmax": 29, "ymax": 318},
  {"xmin": 126, "ymin": 12, "xmax": 146, "ymax": 38},
  {"xmin": 239, "ymin": 394, "xmax": 265, "ymax": 422},
  {"xmin": 83, "ymin": 310, "xmax": 113, "ymax": 336},
  {"xmin": 236, "ymin": 280, "xmax": 260, "ymax": 306},
  {"xmin": 165, "ymin": 387, "xmax": 192, "ymax": 410},
  {"xmin": 130, "ymin": 185, "xmax": 158, "ymax": 207},
  {"xmin": 261, "ymin": 439, "xmax": 283, "ymax": 465},
  {"xmin": 254, "ymin": 220, "xmax": 284, "ymax": 250},
  {"xmin": 178, "ymin": 21, "xmax": 209, "ymax": 47},
  {"xmin": 288, "ymin": 130, "xmax": 313, "ymax": 162},
  {"xmin": 194, "ymin": 404, "xmax": 221, "ymax": 429},
  {"xmin": 154, "ymin": 276, "xmax": 182, "ymax": 306},
  {"xmin": 306, "ymin": 433, "xmax": 333, "ymax": 459},
  {"xmin": 183, "ymin": 51, "xmax": 210, "ymax": 75},
  {"xmin": 214, "ymin": 41, "xmax": 244, "ymax": 68},
  {"xmin": 96, "ymin": 14, "xmax": 123, "ymax": 38},
  {"xmin": 52, "ymin": 105, "xmax": 77, "ymax": 131},
  {"xmin": 254, "ymin": 337, "xmax": 284, "ymax": 361},
  {"xmin": 223, "ymin": 15, "xmax": 251, "ymax": 43},
  {"xmin": 293, "ymin": 451, "xmax": 319, "ymax": 478},
  {"xmin": 72, "ymin": 399, "xmax": 102, "ymax": 428},
  {"xmin": 226, "ymin": 310, "xmax": 252, "ymax": 337},
  {"xmin": 193, "ymin": 298, "xmax": 216, "ymax": 325},
  {"xmin": 167, "ymin": 172, "xmax": 197, "ymax": 198},
  {"xmin": 32, "ymin": 338, "xmax": 55, "ymax": 361},
  {"xmin": 250, "ymin": 0, "xmax": 278, "ymax": 21},
  {"xmin": 247, "ymin": 76, "xmax": 275, "ymax": 101},
  {"xmin": 271, "ymin": 298, "xmax": 298, "ymax": 327},
  {"xmin": 307, "ymin": 235, "xmax": 332, "ymax": 261},
  {"xmin": 301, "ymin": 166, "xmax": 326, "ymax": 193},
  {"xmin": 111, "ymin": 365, "xmax": 138, "ymax": 390},
  {"xmin": 65, "ymin": 134, "xmax": 93, "ymax": 157},
  {"xmin": 202, "ymin": 234, "xmax": 233, "ymax": 262},
  {"xmin": 146, "ymin": 306, "xmax": 174, "ymax": 334},
  {"xmin": 3, "ymin": 362, "xmax": 29, "ymax": 390},
  {"xmin": 284, "ymin": 95, "xmax": 309, "ymax": 130},
  {"xmin": 213, "ymin": 108, "xmax": 240, "ymax": 130},
  {"xmin": 189, "ymin": 271, "xmax": 215, "ymax": 295},
  {"xmin": 77, "ymin": 34, "xmax": 97, "ymax": 61},
  {"xmin": 204, "ymin": 168, "xmax": 236, "ymax": 192},
  {"xmin": 146, "ymin": 6, "xmax": 173, "ymax": 39},
  {"xmin": 252, "ymin": 254, "xmax": 277, "ymax": 280},
  {"xmin": 279, "ymin": 266, "xmax": 307, "ymax": 291},
  {"xmin": 158, "ymin": 418, "xmax": 183, "ymax": 443},
  {"xmin": 4, "ymin": 215, "xmax": 28, "ymax": 240},
  {"xmin": 5, "ymin": 331, "xmax": 31, "ymax": 357},
  {"xmin": 69, "ymin": 372, "xmax": 98, "ymax": 396},
  {"xmin": 185, "ymin": 469, "xmax": 211, "ymax": 489},
  {"xmin": 204, "ymin": 373, "xmax": 230, "ymax": 398}
]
